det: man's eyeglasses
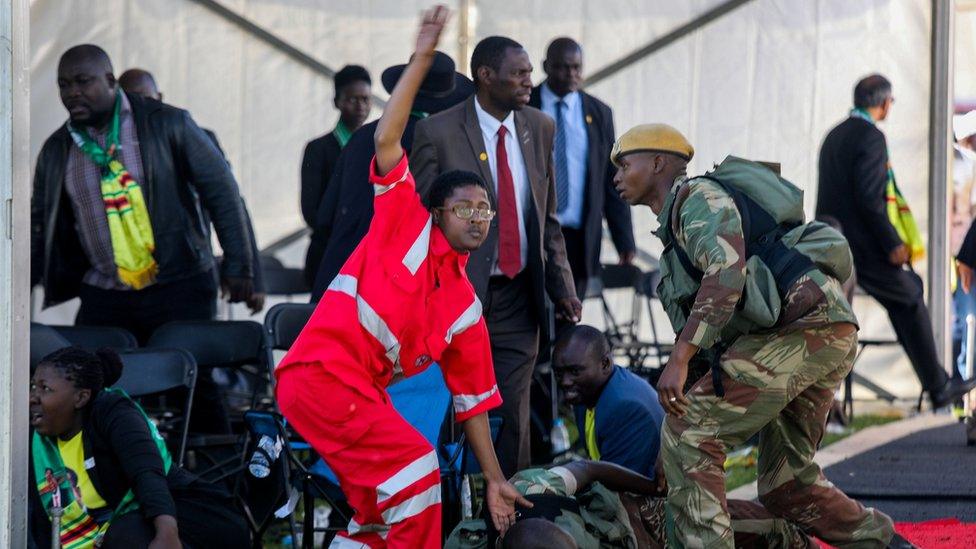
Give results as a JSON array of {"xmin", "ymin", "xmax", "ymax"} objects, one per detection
[{"xmin": 437, "ymin": 205, "xmax": 496, "ymax": 221}]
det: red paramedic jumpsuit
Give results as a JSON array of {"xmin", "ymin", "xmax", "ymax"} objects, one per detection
[{"xmin": 275, "ymin": 153, "xmax": 502, "ymax": 549}]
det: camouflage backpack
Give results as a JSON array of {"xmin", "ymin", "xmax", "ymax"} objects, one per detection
[{"xmin": 658, "ymin": 155, "xmax": 853, "ymax": 339}]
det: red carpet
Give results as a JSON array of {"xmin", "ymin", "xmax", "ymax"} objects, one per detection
[{"xmin": 816, "ymin": 519, "xmax": 976, "ymax": 548}]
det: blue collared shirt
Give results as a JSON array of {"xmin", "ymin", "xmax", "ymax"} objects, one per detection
[{"xmin": 540, "ymin": 83, "xmax": 588, "ymax": 229}]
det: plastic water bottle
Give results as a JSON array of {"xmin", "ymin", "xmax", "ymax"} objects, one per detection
[
  {"xmin": 249, "ymin": 435, "xmax": 282, "ymax": 478},
  {"xmin": 551, "ymin": 418, "xmax": 570, "ymax": 456}
]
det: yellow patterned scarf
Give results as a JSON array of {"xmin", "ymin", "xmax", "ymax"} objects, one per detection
[{"xmin": 68, "ymin": 91, "xmax": 157, "ymax": 289}]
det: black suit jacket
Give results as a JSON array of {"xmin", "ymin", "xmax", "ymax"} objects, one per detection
[
  {"xmin": 410, "ymin": 97, "xmax": 576, "ymax": 346},
  {"xmin": 816, "ymin": 116, "xmax": 903, "ymax": 270},
  {"xmin": 309, "ymin": 117, "xmax": 421, "ymax": 299},
  {"xmin": 301, "ymin": 131, "xmax": 343, "ymax": 283},
  {"xmin": 529, "ymin": 85, "xmax": 635, "ymax": 280}
]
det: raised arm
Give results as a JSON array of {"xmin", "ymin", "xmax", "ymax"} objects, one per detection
[{"xmin": 374, "ymin": 5, "xmax": 448, "ymax": 175}]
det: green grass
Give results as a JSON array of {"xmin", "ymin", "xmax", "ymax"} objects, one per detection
[{"xmin": 724, "ymin": 414, "xmax": 901, "ymax": 491}]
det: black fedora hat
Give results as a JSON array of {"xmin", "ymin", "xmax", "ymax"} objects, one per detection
[{"xmin": 381, "ymin": 51, "xmax": 474, "ymax": 115}]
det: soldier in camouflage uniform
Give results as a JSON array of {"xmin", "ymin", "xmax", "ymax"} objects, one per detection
[
  {"xmin": 610, "ymin": 124, "xmax": 895, "ymax": 548},
  {"xmin": 445, "ymin": 460, "xmax": 817, "ymax": 548}
]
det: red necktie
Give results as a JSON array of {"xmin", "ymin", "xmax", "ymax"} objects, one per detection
[{"xmin": 495, "ymin": 125, "xmax": 521, "ymax": 278}]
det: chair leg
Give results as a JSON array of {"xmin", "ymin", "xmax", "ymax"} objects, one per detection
[
  {"xmin": 303, "ymin": 473, "xmax": 315, "ymax": 549},
  {"xmin": 844, "ymin": 372, "xmax": 854, "ymax": 420}
]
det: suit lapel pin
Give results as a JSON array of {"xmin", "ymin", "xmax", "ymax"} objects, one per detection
[
  {"xmin": 479, "ymin": 152, "xmax": 488, "ymax": 162},
  {"xmin": 585, "ymin": 114, "xmax": 593, "ymax": 124}
]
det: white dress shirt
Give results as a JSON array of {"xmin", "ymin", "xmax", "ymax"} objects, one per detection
[
  {"xmin": 540, "ymin": 83, "xmax": 588, "ymax": 229},
  {"xmin": 475, "ymin": 97, "xmax": 530, "ymax": 276}
]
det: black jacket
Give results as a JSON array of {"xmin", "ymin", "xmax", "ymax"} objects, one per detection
[
  {"xmin": 528, "ymin": 85, "xmax": 635, "ymax": 280},
  {"xmin": 30, "ymin": 93, "xmax": 253, "ymax": 306},
  {"xmin": 309, "ymin": 116, "xmax": 420, "ymax": 299},
  {"xmin": 300, "ymin": 131, "xmax": 343, "ymax": 284},
  {"xmin": 816, "ymin": 116, "xmax": 903, "ymax": 268},
  {"xmin": 29, "ymin": 391, "xmax": 183, "ymax": 538}
]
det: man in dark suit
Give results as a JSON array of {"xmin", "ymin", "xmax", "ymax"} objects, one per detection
[
  {"xmin": 817, "ymin": 74, "xmax": 976, "ymax": 409},
  {"xmin": 553, "ymin": 325, "xmax": 663, "ymax": 479},
  {"xmin": 411, "ymin": 36, "xmax": 581, "ymax": 476},
  {"xmin": 529, "ymin": 38, "xmax": 636, "ymax": 299},
  {"xmin": 301, "ymin": 65, "xmax": 372, "ymax": 286},
  {"xmin": 309, "ymin": 51, "xmax": 474, "ymax": 299}
]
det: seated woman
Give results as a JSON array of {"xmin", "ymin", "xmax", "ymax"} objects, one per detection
[{"xmin": 28, "ymin": 347, "xmax": 249, "ymax": 549}]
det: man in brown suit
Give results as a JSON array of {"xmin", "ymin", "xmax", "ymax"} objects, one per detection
[{"xmin": 411, "ymin": 36, "xmax": 581, "ymax": 476}]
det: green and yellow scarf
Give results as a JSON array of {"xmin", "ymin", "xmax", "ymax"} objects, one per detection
[
  {"xmin": 68, "ymin": 91, "xmax": 158, "ymax": 289},
  {"xmin": 32, "ymin": 388, "xmax": 172, "ymax": 549},
  {"xmin": 851, "ymin": 107, "xmax": 926, "ymax": 262}
]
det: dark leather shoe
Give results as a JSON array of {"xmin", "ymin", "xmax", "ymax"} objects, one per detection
[
  {"xmin": 930, "ymin": 376, "xmax": 976, "ymax": 409},
  {"xmin": 887, "ymin": 532, "xmax": 917, "ymax": 548}
]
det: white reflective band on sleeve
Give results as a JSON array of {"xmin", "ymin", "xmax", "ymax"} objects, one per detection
[
  {"xmin": 327, "ymin": 274, "xmax": 401, "ymax": 367},
  {"xmin": 373, "ymin": 169, "xmax": 410, "ymax": 196},
  {"xmin": 376, "ymin": 450, "xmax": 439, "ymax": 504},
  {"xmin": 379, "ymin": 484, "xmax": 441, "ymax": 525},
  {"xmin": 452, "ymin": 386, "xmax": 498, "ymax": 413},
  {"xmin": 373, "ymin": 183, "xmax": 397, "ymax": 196},
  {"xmin": 549, "ymin": 466, "xmax": 579, "ymax": 496},
  {"xmin": 445, "ymin": 298, "xmax": 483, "ymax": 344},
  {"xmin": 402, "ymin": 216, "xmax": 432, "ymax": 275},
  {"xmin": 329, "ymin": 535, "xmax": 370, "ymax": 549},
  {"xmin": 347, "ymin": 519, "xmax": 389, "ymax": 539},
  {"xmin": 356, "ymin": 295, "xmax": 401, "ymax": 366},
  {"xmin": 327, "ymin": 274, "xmax": 358, "ymax": 297}
]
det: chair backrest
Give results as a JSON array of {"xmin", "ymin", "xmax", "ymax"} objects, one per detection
[
  {"xmin": 148, "ymin": 320, "xmax": 265, "ymax": 369},
  {"xmin": 30, "ymin": 323, "xmax": 71, "ymax": 371},
  {"xmin": 114, "ymin": 348, "xmax": 197, "ymax": 466},
  {"xmin": 261, "ymin": 254, "xmax": 310, "ymax": 296},
  {"xmin": 51, "ymin": 325, "xmax": 138, "ymax": 352},
  {"xmin": 264, "ymin": 303, "xmax": 317, "ymax": 351},
  {"xmin": 114, "ymin": 348, "xmax": 197, "ymax": 397},
  {"xmin": 600, "ymin": 263, "xmax": 646, "ymax": 293}
]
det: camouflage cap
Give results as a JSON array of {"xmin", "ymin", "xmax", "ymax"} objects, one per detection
[{"xmin": 611, "ymin": 123, "xmax": 694, "ymax": 167}]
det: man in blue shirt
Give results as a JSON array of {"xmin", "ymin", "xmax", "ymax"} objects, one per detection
[
  {"xmin": 529, "ymin": 38, "xmax": 636, "ymax": 299},
  {"xmin": 553, "ymin": 325, "xmax": 664, "ymax": 478}
]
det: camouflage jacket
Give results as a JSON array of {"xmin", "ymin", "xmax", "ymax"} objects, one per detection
[
  {"xmin": 655, "ymin": 177, "xmax": 856, "ymax": 349},
  {"xmin": 445, "ymin": 467, "xmax": 638, "ymax": 549}
]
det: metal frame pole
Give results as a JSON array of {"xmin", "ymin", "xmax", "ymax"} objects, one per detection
[
  {"xmin": 1, "ymin": 0, "xmax": 31, "ymax": 546},
  {"xmin": 929, "ymin": 0, "xmax": 955, "ymax": 376}
]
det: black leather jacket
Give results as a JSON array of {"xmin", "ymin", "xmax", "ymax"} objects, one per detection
[{"xmin": 31, "ymin": 93, "xmax": 252, "ymax": 305}]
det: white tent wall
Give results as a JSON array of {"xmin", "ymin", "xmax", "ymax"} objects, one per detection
[{"xmin": 29, "ymin": 0, "xmax": 936, "ymax": 398}]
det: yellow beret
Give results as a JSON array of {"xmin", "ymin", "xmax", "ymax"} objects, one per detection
[{"xmin": 610, "ymin": 123, "xmax": 694, "ymax": 167}]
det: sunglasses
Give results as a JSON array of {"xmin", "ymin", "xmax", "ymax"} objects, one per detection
[{"xmin": 437, "ymin": 205, "xmax": 496, "ymax": 221}]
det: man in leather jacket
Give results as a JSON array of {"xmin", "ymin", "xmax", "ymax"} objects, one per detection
[{"xmin": 31, "ymin": 44, "xmax": 253, "ymax": 343}]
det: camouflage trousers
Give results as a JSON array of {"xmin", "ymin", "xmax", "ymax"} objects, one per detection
[{"xmin": 661, "ymin": 324, "xmax": 895, "ymax": 548}]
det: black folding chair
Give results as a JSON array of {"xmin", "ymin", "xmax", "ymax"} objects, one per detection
[
  {"xmin": 30, "ymin": 323, "xmax": 71, "ymax": 371},
  {"xmin": 261, "ymin": 254, "xmax": 310, "ymax": 300},
  {"xmin": 593, "ymin": 264, "xmax": 664, "ymax": 371},
  {"xmin": 50, "ymin": 325, "xmax": 138, "ymax": 352},
  {"xmin": 113, "ymin": 348, "xmax": 197, "ymax": 466},
  {"xmin": 147, "ymin": 320, "xmax": 270, "ymax": 483},
  {"xmin": 263, "ymin": 302, "xmax": 317, "ymax": 374}
]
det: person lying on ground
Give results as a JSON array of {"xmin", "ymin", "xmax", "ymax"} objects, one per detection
[{"xmin": 446, "ymin": 459, "xmax": 818, "ymax": 548}]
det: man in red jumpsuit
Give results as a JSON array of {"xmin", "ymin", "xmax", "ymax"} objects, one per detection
[{"xmin": 275, "ymin": 6, "xmax": 530, "ymax": 548}]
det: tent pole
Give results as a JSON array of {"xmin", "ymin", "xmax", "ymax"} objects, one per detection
[
  {"xmin": 1, "ymin": 0, "xmax": 31, "ymax": 546},
  {"xmin": 929, "ymin": 0, "xmax": 955, "ymax": 378}
]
